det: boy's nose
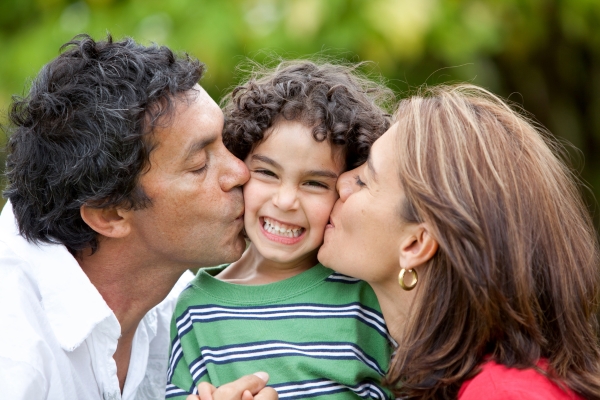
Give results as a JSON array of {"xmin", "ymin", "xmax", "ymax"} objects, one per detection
[{"xmin": 273, "ymin": 185, "xmax": 299, "ymax": 210}]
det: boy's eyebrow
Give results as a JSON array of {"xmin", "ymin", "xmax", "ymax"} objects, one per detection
[
  {"xmin": 251, "ymin": 154, "xmax": 281, "ymax": 169},
  {"xmin": 305, "ymin": 169, "xmax": 339, "ymax": 180}
]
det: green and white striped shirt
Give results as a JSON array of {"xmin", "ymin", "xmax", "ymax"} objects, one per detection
[{"xmin": 167, "ymin": 264, "xmax": 394, "ymax": 399}]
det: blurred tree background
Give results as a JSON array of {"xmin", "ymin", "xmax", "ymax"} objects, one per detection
[{"xmin": 1, "ymin": 0, "xmax": 600, "ymax": 222}]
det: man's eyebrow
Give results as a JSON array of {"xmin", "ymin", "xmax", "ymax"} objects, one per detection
[
  {"xmin": 184, "ymin": 134, "xmax": 217, "ymax": 161},
  {"xmin": 367, "ymin": 153, "xmax": 378, "ymax": 182}
]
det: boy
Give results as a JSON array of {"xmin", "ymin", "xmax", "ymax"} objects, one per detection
[{"xmin": 167, "ymin": 61, "xmax": 394, "ymax": 399}]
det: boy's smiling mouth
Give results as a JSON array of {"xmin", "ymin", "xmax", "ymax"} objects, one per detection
[{"xmin": 261, "ymin": 217, "xmax": 305, "ymax": 239}]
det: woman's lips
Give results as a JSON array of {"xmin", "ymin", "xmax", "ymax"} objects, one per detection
[{"xmin": 325, "ymin": 217, "xmax": 335, "ymax": 229}]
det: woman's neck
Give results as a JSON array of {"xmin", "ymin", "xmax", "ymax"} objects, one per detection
[
  {"xmin": 369, "ymin": 279, "xmax": 416, "ymax": 343},
  {"xmin": 215, "ymin": 244, "xmax": 317, "ymax": 285}
]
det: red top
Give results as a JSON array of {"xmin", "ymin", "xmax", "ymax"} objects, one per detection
[{"xmin": 458, "ymin": 360, "xmax": 582, "ymax": 400}]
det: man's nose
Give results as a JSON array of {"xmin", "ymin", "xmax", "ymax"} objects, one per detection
[{"xmin": 220, "ymin": 148, "xmax": 250, "ymax": 191}]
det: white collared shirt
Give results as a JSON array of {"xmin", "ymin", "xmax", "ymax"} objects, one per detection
[{"xmin": 0, "ymin": 202, "xmax": 193, "ymax": 400}]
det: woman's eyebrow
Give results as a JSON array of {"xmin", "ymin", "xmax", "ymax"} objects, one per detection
[{"xmin": 367, "ymin": 154, "xmax": 378, "ymax": 182}]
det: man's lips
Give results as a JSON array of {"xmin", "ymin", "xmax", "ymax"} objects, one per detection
[{"xmin": 235, "ymin": 209, "xmax": 245, "ymax": 220}]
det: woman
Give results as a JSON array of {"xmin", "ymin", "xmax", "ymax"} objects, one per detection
[{"xmin": 318, "ymin": 84, "xmax": 600, "ymax": 399}]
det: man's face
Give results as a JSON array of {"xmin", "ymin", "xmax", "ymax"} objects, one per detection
[{"xmin": 129, "ymin": 85, "xmax": 249, "ymax": 269}]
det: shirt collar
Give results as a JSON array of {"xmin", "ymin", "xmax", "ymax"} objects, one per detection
[{"xmin": 0, "ymin": 202, "xmax": 119, "ymax": 351}]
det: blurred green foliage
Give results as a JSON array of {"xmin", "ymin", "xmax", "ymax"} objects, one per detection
[{"xmin": 1, "ymin": 0, "xmax": 600, "ymax": 221}]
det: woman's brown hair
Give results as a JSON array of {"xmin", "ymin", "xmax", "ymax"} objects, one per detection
[{"xmin": 384, "ymin": 84, "xmax": 600, "ymax": 399}]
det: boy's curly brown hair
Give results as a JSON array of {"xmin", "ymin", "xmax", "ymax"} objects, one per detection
[{"xmin": 221, "ymin": 60, "xmax": 394, "ymax": 169}]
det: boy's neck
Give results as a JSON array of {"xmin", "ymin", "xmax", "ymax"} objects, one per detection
[{"xmin": 216, "ymin": 244, "xmax": 318, "ymax": 285}]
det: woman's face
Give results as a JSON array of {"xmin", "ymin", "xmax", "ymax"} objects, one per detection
[{"xmin": 318, "ymin": 123, "xmax": 409, "ymax": 285}]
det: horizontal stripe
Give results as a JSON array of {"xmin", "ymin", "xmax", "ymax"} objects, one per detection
[
  {"xmin": 165, "ymin": 384, "xmax": 190, "ymax": 398},
  {"xmin": 175, "ymin": 303, "xmax": 388, "ymax": 340},
  {"xmin": 325, "ymin": 273, "xmax": 361, "ymax": 283},
  {"xmin": 167, "ymin": 377, "xmax": 389, "ymax": 400},
  {"xmin": 272, "ymin": 378, "xmax": 388, "ymax": 399},
  {"xmin": 187, "ymin": 340, "xmax": 386, "ymax": 380}
]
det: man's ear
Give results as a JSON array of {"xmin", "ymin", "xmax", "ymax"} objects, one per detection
[
  {"xmin": 80, "ymin": 205, "xmax": 131, "ymax": 239},
  {"xmin": 398, "ymin": 224, "xmax": 438, "ymax": 270}
]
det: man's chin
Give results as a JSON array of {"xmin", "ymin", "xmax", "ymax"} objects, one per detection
[{"xmin": 226, "ymin": 235, "xmax": 248, "ymax": 263}]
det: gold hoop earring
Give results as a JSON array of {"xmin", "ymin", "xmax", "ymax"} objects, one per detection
[{"xmin": 398, "ymin": 268, "xmax": 418, "ymax": 291}]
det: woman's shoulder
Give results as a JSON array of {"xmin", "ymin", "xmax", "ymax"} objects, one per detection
[{"xmin": 458, "ymin": 360, "xmax": 582, "ymax": 400}]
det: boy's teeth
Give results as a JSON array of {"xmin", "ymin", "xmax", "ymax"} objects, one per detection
[{"xmin": 263, "ymin": 218, "xmax": 303, "ymax": 237}]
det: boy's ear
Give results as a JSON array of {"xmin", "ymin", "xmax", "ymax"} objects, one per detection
[
  {"xmin": 398, "ymin": 224, "xmax": 438, "ymax": 271},
  {"xmin": 80, "ymin": 205, "xmax": 131, "ymax": 239}
]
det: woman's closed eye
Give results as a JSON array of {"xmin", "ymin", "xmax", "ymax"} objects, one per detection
[{"xmin": 355, "ymin": 175, "xmax": 366, "ymax": 187}]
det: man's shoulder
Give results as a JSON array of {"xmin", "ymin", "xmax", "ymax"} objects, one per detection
[
  {"xmin": 0, "ymin": 254, "xmax": 55, "ymax": 369},
  {"xmin": 0, "ymin": 245, "xmax": 38, "ymax": 303},
  {"xmin": 0, "ymin": 214, "xmax": 34, "ymax": 272}
]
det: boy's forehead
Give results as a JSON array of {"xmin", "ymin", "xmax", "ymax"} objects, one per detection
[{"xmin": 249, "ymin": 119, "xmax": 343, "ymax": 171}]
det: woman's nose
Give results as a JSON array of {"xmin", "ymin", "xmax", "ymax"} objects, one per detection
[{"xmin": 337, "ymin": 170, "xmax": 357, "ymax": 202}]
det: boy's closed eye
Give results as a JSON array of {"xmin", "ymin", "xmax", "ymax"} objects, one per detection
[
  {"xmin": 253, "ymin": 169, "xmax": 278, "ymax": 178},
  {"xmin": 304, "ymin": 180, "xmax": 331, "ymax": 190}
]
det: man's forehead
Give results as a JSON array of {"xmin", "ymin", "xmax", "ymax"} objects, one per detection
[
  {"xmin": 146, "ymin": 85, "xmax": 221, "ymax": 152},
  {"xmin": 169, "ymin": 84, "xmax": 221, "ymax": 124},
  {"xmin": 190, "ymin": 84, "xmax": 216, "ymax": 108}
]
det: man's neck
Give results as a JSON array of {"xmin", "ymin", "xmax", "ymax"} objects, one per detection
[{"xmin": 76, "ymin": 238, "xmax": 189, "ymax": 391}]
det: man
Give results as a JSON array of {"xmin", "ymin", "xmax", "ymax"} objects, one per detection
[{"xmin": 0, "ymin": 35, "xmax": 274, "ymax": 400}]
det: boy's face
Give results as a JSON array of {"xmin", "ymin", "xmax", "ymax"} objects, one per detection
[{"xmin": 243, "ymin": 120, "xmax": 344, "ymax": 269}]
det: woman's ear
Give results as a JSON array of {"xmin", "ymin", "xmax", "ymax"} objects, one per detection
[
  {"xmin": 80, "ymin": 205, "xmax": 132, "ymax": 239},
  {"xmin": 398, "ymin": 224, "xmax": 438, "ymax": 270}
]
